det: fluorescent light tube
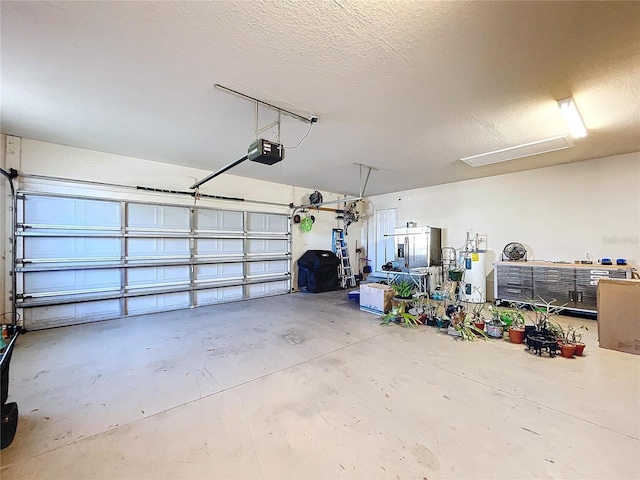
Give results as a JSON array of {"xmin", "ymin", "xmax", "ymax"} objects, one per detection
[
  {"xmin": 558, "ymin": 97, "xmax": 587, "ymax": 138},
  {"xmin": 461, "ymin": 135, "xmax": 574, "ymax": 167}
]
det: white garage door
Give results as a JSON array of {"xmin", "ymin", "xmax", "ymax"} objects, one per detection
[{"xmin": 16, "ymin": 193, "xmax": 291, "ymax": 329}]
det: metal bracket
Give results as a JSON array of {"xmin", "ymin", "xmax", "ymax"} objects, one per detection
[
  {"xmin": 215, "ymin": 84, "xmax": 315, "ymax": 125},
  {"xmin": 356, "ymin": 163, "xmax": 378, "ymax": 198},
  {"xmin": 255, "ymin": 107, "xmax": 281, "ymax": 143},
  {"xmin": 189, "ymin": 154, "xmax": 249, "ymax": 190},
  {"xmin": 291, "ymin": 196, "xmax": 363, "ymax": 216}
]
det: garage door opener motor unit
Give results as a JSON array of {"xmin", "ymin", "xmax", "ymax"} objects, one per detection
[{"xmin": 247, "ymin": 139, "xmax": 284, "ymax": 165}]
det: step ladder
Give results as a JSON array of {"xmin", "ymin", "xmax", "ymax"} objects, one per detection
[{"xmin": 332, "ymin": 228, "xmax": 356, "ymax": 289}]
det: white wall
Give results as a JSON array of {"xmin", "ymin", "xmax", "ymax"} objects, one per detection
[
  {"xmin": 365, "ymin": 152, "xmax": 640, "ymax": 295},
  {"xmin": 1, "ymin": 137, "xmax": 362, "ymax": 310},
  {"xmin": 0, "ymin": 135, "xmax": 22, "ymax": 316},
  {"xmin": 13, "ymin": 138, "xmax": 294, "ymax": 208},
  {"xmin": 0, "ymin": 134, "xmax": 7, "ymax": 315}
]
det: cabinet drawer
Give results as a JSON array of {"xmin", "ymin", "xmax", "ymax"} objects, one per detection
[
  {"xmin": 496, "ymin": 265, "xmax": 532, "ymax": 276},
  {"xmin": 498, "ymin": 275, "xmax": 533, "ymax": 287},
  {"xmin": 496, "ymin": 266, "xmax": 533, "ymax": 285},
  {"xmin": 533, "ymin": 267, "xmax": 574, "ymax": 282},
  {"xmin": 576, "ymin": 268, "xmax": 628, "ymax": 281},
  {"xmin": 497, "ymin": 285, "xmax": 533, "ymax": 302},
  {"xmin": 609, "ymin": 269, "xmax": 629, "ymax": 279}
]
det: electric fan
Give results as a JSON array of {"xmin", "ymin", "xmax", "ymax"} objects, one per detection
[{"xmin": 502, "ymin": 242, "xmax": 527, "ymax": 261}]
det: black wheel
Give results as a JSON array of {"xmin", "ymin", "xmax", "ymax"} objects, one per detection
[{"xmin": 1, "ymin": 402, "xmax": 18, "ymax": 449}]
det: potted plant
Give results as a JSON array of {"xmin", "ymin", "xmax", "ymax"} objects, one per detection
[
  {"xmin": 448, "ymin": 269, "xmax": 464, "ymax": 282},
  {"xmin": 528, "ymin": 297, "xmax": 566, "ymax": 335},
  {"xmin": 524, "ymin": 297, "xmax": 566, "ymax": 357},
  {"xmin": 485, "ymin": 309, "xmax": 505, "ymax": 338},
  {"xmin": 414, "ymin": 296, "xmax": 438, "ymax": 326},
  {"xmin": 435, "ymin": 317, "xmax": 449, "ymax": 329},
  {"xmin": 466, "ymin": 302, "xmax": 486, "ymax": 333},
  {"xmin": 430, "ymin": 295, "xmax": 448, "ymax": 329},
  {"xmin": 487, "ymin": 304, "xmax": 527, "ymax": 341},
  {"xmin": 571, "ymin": 325, "xmax": 588, "ymax": 356},
  {"xmin": 435, "ymin": 309, "xmax": 450, "ymax": 330},
  {"xmin": 380, "ymin": 304, "xmax": 400, "ymax": 326},
  {"xmin": 411, "ymin": 295, "xmax": 429, "ymax": 324},
  {"xmin": 556, "ymin": 324, "xmax": 588, "ymax": 358},
  {"xmin": 447, "ymin": 303, "xmax": 488, "ymax": 341},
  {"xmin": 446, "ymin": 303, "xmax": 464, "ymax": 337},
  {"xmin": 427, "ymin": 300, "xmax": 439, "ymax": 327},
  {"xmin": 559, "ymin": 343, "xmax": 576, "ymax": 358},
  {"xmin": 452, "ymin": 317, "xmax": 489, "ymax": 341},
  {"xmin": 506, "ymin": 309, "xmax": 527, "ymax": 344},
  {"xmin": 391, "ymin": 279, "xmax": 416, "ymax": 300},
  {"xmin": 396, "ymin": 300, "xmax": 420, "ymax": 328},
  {"xmin": 556, "ymin": 324, "xmax": 576, "ymax": 358},
  {"xmin": 380, "ymin": 299, "xmax": 420, "ymax": 328}
]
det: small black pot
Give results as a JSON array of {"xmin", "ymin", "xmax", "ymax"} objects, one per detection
[
  {"xmin": 426, "ymin": 316, "xmax": 437, "ymax": 327},
  {"xmin": 435, "ymin": 317, "xmax": 449, "ymax": 329}
]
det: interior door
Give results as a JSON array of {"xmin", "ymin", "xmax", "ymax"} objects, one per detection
[{"xmin": 374, "ymin": 209, "xmax": 396, "ymax": 272}]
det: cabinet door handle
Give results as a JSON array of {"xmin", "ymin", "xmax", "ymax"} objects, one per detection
[
  {"xmin": 577, "ymin": 291, "xmax": 583, "ymax": 303},
  {"xmin": 569, "ymin": 290, "xmax": 574, "ymax": 302},
  {"xmin": 404, "ymin": 237, "xmax": 409, "ymax": 268}
]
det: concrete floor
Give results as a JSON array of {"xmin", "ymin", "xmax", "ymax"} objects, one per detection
[{"xmin": 1, "ymin": 291, "xmax": 639, "ymax": 479}]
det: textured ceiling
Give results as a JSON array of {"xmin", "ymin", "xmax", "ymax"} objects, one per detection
[{"xmin": 1, "ymin": 1, "xmax": 639, "ymax": 196}]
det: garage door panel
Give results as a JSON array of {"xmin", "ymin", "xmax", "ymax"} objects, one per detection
[
  {"xmin": 195, "ymin": 263, "xmax": 243, "ymax": 282},
  {"xmin": 25, "ymin": 237, "xmax": 77, "ymax": 259},
  {"xmin": 24, "ymin": 269, "xmax": 120, "ymax": 294},
  {"xmin": 196, "ymin": 286, "xmax": 243, "ymax": 305},
  {"xmin": 246, "ymin": 280, "xmax": 290, "ymax": 298},
  {"xmin": 80, "ymin": 201, "xmax": 121, "ymax": 227},
  {"xmin": 195, "ymin": 238, "xmax": 243, "ymax": 256},
  {"xmin": 24, "ymin": 237, "xmax": 121, "ymax": 260},
  {"xmin": 247, "ymin": 213, "xmax": 288, "ymax": 233},
  {"xmin": 126, "ymin": 292, "xmax": 190, "ymax": 315},
  {"xmin": 83, "ymin": 238, "xmax": 122, "ymax": 257},
  {"xmin": 127, "ymin": 238, "xmax": 189, "ymax": 258},
  {"xmin": 127, "ymin": 266, "xmax": 190, "ymax": 288},
  {"xmin": 127, "ymin": 204, "xmax": 189, "ymax": 230},
  {"xmin": 25, "ymin": 196, "xmax": 121, "ymax": 228},
  {"xmin": 196, "ymin": 209, "xmax": 243, "ymax": 231},
  {"xmin": 23, "ymin": 299, "xmax": 121, "ymax": 330},
  {"xmin": 247, "ymin": 260, "xmax": 288, "ymax": 277},
  {"xmin": 246, "ymin": 239, "xmax": 288, "ymax": 255}
]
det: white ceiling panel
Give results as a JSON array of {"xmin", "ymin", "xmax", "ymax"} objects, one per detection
[{"xmin": 1, "ymin": 1, "xmax": 639, "ymax": 195}]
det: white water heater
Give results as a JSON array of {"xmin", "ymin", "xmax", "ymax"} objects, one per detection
[{"xmin": 459, "ymin": 251, "xmax": 486, "ymax": 302}]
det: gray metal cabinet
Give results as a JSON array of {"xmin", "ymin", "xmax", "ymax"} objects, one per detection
[
  {"xmin": 495, "ymin": 264, "xmax": 533, "ymax": 303},
  {"xmin": 495, "ymin": 262, "xmax": 631, "ymax": 313},
  {"xmin": 574, "ymin": 267, "xmax": 628, "ymax": 311},
  {"xmin": 532, "ymin": 266, "xmax": 575, "ymax": 306}
]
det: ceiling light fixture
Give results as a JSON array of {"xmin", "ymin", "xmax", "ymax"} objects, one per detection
[
  {"xmin": 558, "ymin": 97, "xmax": 587, "ymax": 138},
  {"xmin": 461, "ymin": 135, "xmax": 574, "ymax": 167}
]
